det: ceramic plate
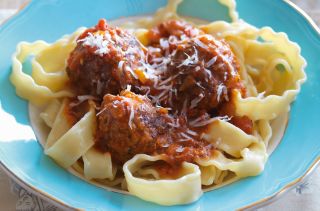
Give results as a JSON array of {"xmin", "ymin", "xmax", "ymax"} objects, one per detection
[{"xmin": 0, "ymin": 0, "xmax": 319, "ymax": 210}]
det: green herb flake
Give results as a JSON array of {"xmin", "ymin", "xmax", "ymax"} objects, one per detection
[{"xmin": 276, "ymin": 63, "xmax": 286, "ymax": 72}]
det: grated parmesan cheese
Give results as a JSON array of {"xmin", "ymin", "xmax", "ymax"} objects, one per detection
[
  {"xmin": 161, "ymin": 143, "xmax": 170, "ymax": 148},
  {"xmin": 196, "ymin": 82, "xmax": 205, "ymax": 90},
  {"xmin": 186, "ymin": 129, "xmax": 198, "ymax": 137},
  {"xmin": 126, "ymin": 84, "xmax": 132, "ymax": 91},
  {"xmin": 118, "ymin": 60, "xmax": 125, "ymax": 70},
  {"xmin": 78, "ymin": 32, "xmax": 111, "ymax": 56},
  {"xmin": 175, "ymin": 146, "xmax": 184, "ymax": 153},
  {"xmin": 128, "ymin": 104, "xmax": 135, "ymax": 129},
  {"xmin": 181, "ymin": 98, "xmax": 188, "ymax": 115},
  {"xmin": 180, "ymin": 132, "xmax": 194, "ymax": 140},
  {"xmin": 216, "ymin": 83, "xmax": 227, "ymax": 102},
  {"xmin": 189, "ymin": 115, "xmax": 231, "ymax": 128},
  {"xmin": 190, "ymin": 93, "xmax": 204, "ymax": 109},
  {"xmin": 205, "ymin": 56, "xmax": 217, "ymax": 68},
  {"xmin": 177, "ymin": 47, "xmax": 199, "ymax": 68},
  {"xmin": 96, "ymin": 107, "xmax": 107, "ymax": 117},
  {"xmin": 125, "ymin": 65, "xmax": 138, "ymax": 79},
  {"xmin": 194, "ymin": 38, "xmax": 208, "ymax": 50},
  {"xmin": 257, "ymin": 91, "xmax": 266, "ymax": 99},
  {"xmin": 70, "ymin": 95, "xmax": 97, "ymax": 107},
  {"xmin": 158, "ymin": 74, "xmax": 179, "ymax": 86},
  {"xmin": 160, "ymin": 38, "xmax": 169, "ymax": 50}
]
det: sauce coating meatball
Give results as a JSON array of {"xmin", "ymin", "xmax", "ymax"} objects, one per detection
[
  {"xmin": 95, "ymin": 90, "xmax": 213, "ymax": 165},
  {"xmin": 146, "ymin": 20, "xmax": 251, "ymax": 132},
  {"xmin": 148, "ymin": 19, "xmax": 203, "ymax": 45},
  {"xmin": 66, "ymin": 19, "xmax": 253, "ymax": 168},
  {"xmin": 148, "ymin": 34, "xmax": 244, "ymax": 117},
  {"xmin": 67, "ymin": 19, "xmax": 146, "ymax": 98}
]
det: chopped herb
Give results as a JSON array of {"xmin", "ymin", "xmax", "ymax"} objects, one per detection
[{"xmin": 276, "ymin": 63, "xmax": 286, "ymax": 72}]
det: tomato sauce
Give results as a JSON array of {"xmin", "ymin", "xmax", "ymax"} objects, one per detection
[{"xmin": 66, "ymin": 19, "xmax": 253, "ymax": 169}]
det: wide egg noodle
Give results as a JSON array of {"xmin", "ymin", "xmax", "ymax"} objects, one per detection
[
  {"xmin": 44, "ymin": 99, "xmax": 72, "ymax": 149},
  {"xmin": 136, "ymin": 166, "xmax": 161, "ymax": 180},
  {"xmin": 123, "ymin": 154, "xmax": 202, "ymax": 205},
  {"xmin": 122, "ymin": 0, "xmax": 182, "ymax": 29},
  {"xmin": 234, "ymin": 27, "xmax": 306, "ymax": 120},
  {"xmin": 56, "ymin": 158, "xmax": 127, "ymax": 194},
  {"xmin": 197, "ymin": 141, "xmax": 267, "ymax": 179},
  {"xmin": 45, "ymin": 102, "xmax": 96, "ymax": 168},
  {"xmin": 202, "ymin": 119, "xmax": 258, "ymax": 158},
  {"xmin": 201, "ymin": 21, "xmax": 307, "ymax": 120},
  {"xmin": 199, "ymin": 165, "xmax": 229, "ymax": 186},
  {"xmin": 256, "ymin": 119, "xmax": 272, "ymax": 147},
  {"xmin": 32, "ymin": 31, "xmax": 80, "ymax": 92},
  {"xmin": 218, "ymin": 0, "xmax": 238, "ymax": 22},
  {"xmin": 39, "ymin": 99, "xmax": 62, "ymax": 128},
  {"xmin": 82, "ymin": 148, "xmax": 116, "ymax": 180},
  {"xmin": 198, "ymin": 119, "xmax": 267, "ymax": 187},
  {"xmin": 10, "ymin": 28, "xmax": 85, "ymax": 106}
]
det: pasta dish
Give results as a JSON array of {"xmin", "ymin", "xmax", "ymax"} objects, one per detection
[{"xmin": 10, "ymin": 0, "xmax": 306, "ymax": 205}]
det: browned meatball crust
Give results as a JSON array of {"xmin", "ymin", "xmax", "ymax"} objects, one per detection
[
  {"xmin": 95, "ymin": 90, "xmax": 212, "ymax": 165},
  {"xmin": 66, "ymin": 19, "xmax": 146, "ymax": 98}
]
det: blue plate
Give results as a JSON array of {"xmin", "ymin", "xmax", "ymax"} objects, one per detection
[{"xmin": 0, "ymin": 0, "xmax": 319, "ymax": 210}]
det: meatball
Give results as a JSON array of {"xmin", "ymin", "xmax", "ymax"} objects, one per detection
[
  {"xmin": 146, "ymin": 20, "xmax": 203, "ymax": 64},
  {"xmin": 66, "ymin": 19, "xmax": 147, "ymax": 98},
  {"xmin": 95, "ymin": 90, "xmax": 170, "ymax": 163},
  {"xmin": 95, "ymin": 90, "xmax": 212, "ymax": 165},
  {"xmin": 148, "ymin": 34, "xmax": 245, "ymax": 118},
  {"xmin": 148, "ymin": 19, "xmax": 203, "ymax": 45}
]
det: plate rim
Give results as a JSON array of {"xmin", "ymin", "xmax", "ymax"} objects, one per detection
[{"xmin": 0, "ymin": 0, "xmax": 319, "ymax": 210}]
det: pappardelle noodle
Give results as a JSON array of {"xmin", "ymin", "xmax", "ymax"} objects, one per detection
[{"xmin": 10, "ymin": 0, "xmax": 306, "ymax": 205}]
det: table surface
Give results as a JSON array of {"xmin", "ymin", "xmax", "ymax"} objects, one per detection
[{"xmin": 0, "ymin": 0, "xmax": 319, "ymax": 211}]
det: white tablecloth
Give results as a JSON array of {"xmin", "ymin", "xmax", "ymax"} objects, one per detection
[{"xmin": 0, "ymin": 6, "xmax": 320, "ymax": 211}]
